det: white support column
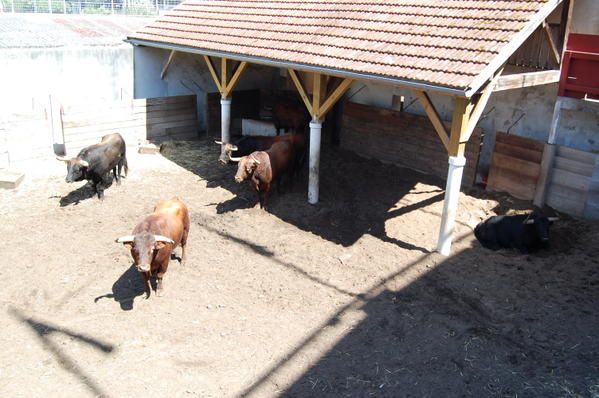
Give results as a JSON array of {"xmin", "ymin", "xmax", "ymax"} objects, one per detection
[
  {"xmin": 308, "ymin": 120, "xmax": 322, "ymax": 204},
  {"xmin": 219, "ymin": 97, "xmax": 232, "ymax": 162},
  {"xmin": 437, "ymin": 155, "xmax": 466, "ymax": 256}
]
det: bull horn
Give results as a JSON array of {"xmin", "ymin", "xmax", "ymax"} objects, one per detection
[
  {"xmin": 547, "ymin": 217, "xmax": 560, "ymax": 222},
  {"xmin": 214, "ymin": 140, "xmax": 223, "ymax": 145},
  {"xmin": 153, "ymin": 235, "xmax": 175, "ymax": 244},
  {"xmin": 523, "ymin": 219, "xmax": 535, "ymax": 224},
  {"xmin": 79, "ymin": 159, "xmax": 89, "ymax": 168},
  {"xmin": 229, "ymin": 144, "xmax": 239, "ymax": 151},
  {"xmin": 56, "ymin": 156, "xmax": 70, "ymax": 162},
  {"xmin": 250, "ymin": 155, "xmax": 261, "ymax": 164},
  {"xmin": 115, "ymin": 235, "xmax": 135, "ymax": 243},
  {"xmin": 228, "ymin": 155, "xmax": 243, "ymax": 162}
]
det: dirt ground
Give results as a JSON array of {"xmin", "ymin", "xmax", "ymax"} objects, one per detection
[{"xmin": 1, "ymin": 136, "xmax": 598, "ymax": 397}]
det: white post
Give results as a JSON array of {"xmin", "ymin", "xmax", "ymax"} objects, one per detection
[
  {"xmin": 219, "ymin": 97, "xmax": 232, "ymax": 162},
  {"xmin": 48, "ymin": 0, "xmax": 52, "ymax": 13},
  {"xmin": 437, "ymin": 155, "xmax": 466, "ymax": 256},
  {"xmin": 308, "ymin": 120, "xmax": 322, "ymax": 204}
]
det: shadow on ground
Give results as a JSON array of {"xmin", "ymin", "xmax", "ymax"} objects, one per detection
[
  {"xmin": 9, "ymin": 307, "xmax": 114, "ymax": 397},
  {"xmin": 94, "ymin": 265, "xmax": 150, "ymax": 311},
  {"xmin": 237, "ymin": 230, "xmax": 599, "ymax": 397},
  {"xmin": 161, "ymin": 137, "xmax": 446, "ymax": 253}
]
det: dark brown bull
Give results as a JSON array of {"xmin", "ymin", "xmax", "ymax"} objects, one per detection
[
  {"xmin": 57, "ymin": 133, "xmax": 128, "ymax": 199},
  {"xmin": 272, "ymin": 98, "xmax": 310, "ymax": 135},
  {"xmin": 234, "ymin": 141, "xmax": 295, "ymax": 209},
  {"xmin": 116, "ymin": 197, "xmax": 190, "ymax": 297}
]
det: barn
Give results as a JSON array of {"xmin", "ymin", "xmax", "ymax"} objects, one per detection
[{"xmin": 126, "ymin": 0, "xmax": 580, "ymax": 255}]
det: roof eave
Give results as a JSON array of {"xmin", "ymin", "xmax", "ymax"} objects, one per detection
[
  {"xmin": 125, "ymin": 38, "xmax": 468, "ymax": 97},
  {"xmin": 465, "ymin": 0, "xmax": 564, "ymax": 97}
]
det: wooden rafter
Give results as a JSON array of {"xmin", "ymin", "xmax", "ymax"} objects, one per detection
[
  {"xmin": 288, "ymin": 69, "xmax": 353, "ymax": 122},
  {"xmin": 414, "ymin": 90, "xmax": 449, "ymax": 151},
  {"xmin": 542, "ymin": 21, "xmax": 561, "ymax": 64},
  {"xmin": 318, "ymin": 77, "xmax": 353, "ymax": 118},
  {"xmin": 288, "ymin": 69, "xmax": 314, "ymax": 116},
  {"xmin": 203, "ymin": 55, "xmax": 222, "ymax": 92},
  {"xmin": 203, "ymin": 56, "xmax": 247, "ymax": 98},
  {"xmin": 160, "ymin": 50, "xmax": 177, "ymax": 80},
  {"xmin": 224, "ymin": 61, "xmax": 248, "ymax": 96}
]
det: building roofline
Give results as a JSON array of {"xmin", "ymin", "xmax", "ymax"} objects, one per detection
[{"xmin": 126, "ymin": 38, "xmax": 468, "ymax": 97}]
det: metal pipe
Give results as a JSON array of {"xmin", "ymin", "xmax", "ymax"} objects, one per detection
[
  {"xmin": 437, "ymin": 155, "xmax": 466, "ymax": 255},
  {"xmin": 308, "ymin": 120, "xmax": 322, "ymax": 204}
]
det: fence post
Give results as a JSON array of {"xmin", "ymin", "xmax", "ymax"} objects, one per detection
[
  {"xmin": 11, "ymin": 0, "xmax": 15, "ymax": 13},
  {"xmin": 63, "ymin": 0, "xmax": 66, "ymax": 13},
  {"xmin": 48, "ymin": 0, "xmax": 52, "ymax": 13}
]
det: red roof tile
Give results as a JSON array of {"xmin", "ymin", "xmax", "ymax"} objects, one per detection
[{"xmin": 128, "ymin": 0, "xmax": 563, "ymax": 94}]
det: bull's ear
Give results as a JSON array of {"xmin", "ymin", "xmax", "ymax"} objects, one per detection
[
  {"xmin": 116, "ymin": 235, "xmax": 134, "ymax": 249},
  {"xmin": 154, "ymin": 241, "xmax": 167, "ymax": 250}
]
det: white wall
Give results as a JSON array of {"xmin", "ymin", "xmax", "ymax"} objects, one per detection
[
  {"xmin": 1, "ymin": 44, "xmax": 134, "ymax": 114},
  {"xmin": 133, "ymin": 46, "xmax": 279, "ymax": 131},
  {"xmin": 571, "ymin": 0, "xmax": 599, "ymax": 35}
]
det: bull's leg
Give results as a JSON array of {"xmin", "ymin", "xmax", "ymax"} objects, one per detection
[
  {"xmin": 93, "ymin": 178, "xmax": 105, "ymax": 200},
  {"xmin": 180, "ymin": 233, "xmax": 188, "ymax": 266},
  {"xmin": 143, "ymin": 271, "xmax": 151, "ymax": 298},
  {"xmin": 156, "ymin": 264, "xmax": 169, "ymax": 297}
]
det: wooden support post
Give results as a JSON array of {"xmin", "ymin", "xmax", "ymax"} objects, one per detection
[
  {"xmin": 160, "ymin": 50, "xmax": 177, "ymax": 80},
  {"xmin": 221, "ymin": 58, "xmax": 228, "ymax": 95},
  {"xmin": 542, "ymin": 21, "xmax": 561, "ymax": 65},
  {"xmin": 286, "ymin": 70, "xmax": 354, "ymax": 204},
  {"xmin": 224, "ymin": 61, "xmax": 247, "ymax": 97},
  {"xmin": 414, "ymin": 90, "xmax": 449, "ymax": 150},
  {"xmin": 533, "ymin": 97, "xmax": 563, "ymax": 206},
  {"xmin": 437, "ymin": 97, "xmax": 472, "ymax": 255}
]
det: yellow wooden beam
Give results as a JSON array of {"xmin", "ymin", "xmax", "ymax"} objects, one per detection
[
  {"xmin": 160, "ymin": 50, "xmax": 177, "ymax": 80},
  {"xmin": 223, "ymin": 61, "xmax": 248, "ymax": 97},
  {"xmin": 318, "ymin": 77, "xmax": 353, "ymax": 119},
  {"xmin": 312, "ymin": 73, "xmax": 322, "ymax": 120},
  {"xmin": 448, "ymin": 97, "xmax": 473, "ymax": 158},
  {"xmin": 414, "ymin": 90, "xmax": 449, "ymax": 151},
  {"xmin": 288, "ymin": 69, "xmax": 314, "ymax": 117},
  {"xmin": 221, "ymin": 58, "xmax": 228, "ymax": 95},
  {"xmin": 203, "ymin": 55, "xmax": 222, "ymax": 92},
  {"xmin": 542, "ymin": 21, "xmax": 561, "ymax": 64}
]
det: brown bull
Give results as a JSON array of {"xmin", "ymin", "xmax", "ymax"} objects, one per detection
[
  {"xmin": 234, "ymin": 141, "xmax": 295, "ymax": 209},
  {"xmin": 116, "ymin": 197, "xmax": 190, "ymax": 297},
  {"xmin": 272, "ymin": 98, "xmax": 310, "ymax": 135}
]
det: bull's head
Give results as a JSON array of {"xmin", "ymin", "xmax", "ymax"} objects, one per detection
[
  {"xmin": 116, "ymin": 232, "xmax": 174, "ymax": 273},
  {"xmin": 523, "ymin": 215, "xmax": 559, "ymax": 242},
  {"xmin": 234, "ymin": 154, "xmax": 260, "ymax": 183},
  {"xmin": 215, "ymin": 141, "xmax": 239, "ymax": 164},
  {"xmin": 56, "ymin": 156, "xmax": 89, "ymax": 183}
]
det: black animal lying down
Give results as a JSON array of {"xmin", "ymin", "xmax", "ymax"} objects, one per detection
[{"xmin": 474, "ymin": 213, "xmax": 559, "ymax": 253}]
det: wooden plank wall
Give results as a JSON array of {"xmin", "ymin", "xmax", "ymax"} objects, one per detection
[
  {"xmin": 63, "ymin": 95, "xmax": 198, "ymax": 155},
  {"xmin": 486, "ymin": 132, "xmax": 599, "ymax": 219},
  {"xmin": 486, "ymin": 132, "xmax": 544, "ymax": 200},
  {"xmin": 340, "ymin": 101, "xmax": 482, "ymax": 188},
  {"xmin": 0, "ymin": 111, "xmax": 53, "ymax": 166},
  {"xmin": 546, "ymin": 145, "xmax": 597, "ymax": 217}
]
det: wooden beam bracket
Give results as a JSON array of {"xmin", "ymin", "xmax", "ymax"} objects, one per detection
[
  {"xmin": 414, "ymin": 90, "xmax": 450, "ymax": 151},
  {"xmin": 288, "ymin": 69, "xmax": 314, "ymax": 117},
  {"xmin": 160, "ymin": 50, "xmax": 177, "ymax": 80},
  {"xmin": 542, "ymin": 20, "xmax": 561, "ymax": 65},
  {"xmin": 203, "ymin": 55, "xmax": 222, "ymax": 93},
  {"xmin": 223, "ymin": 61, "xmax": 248, "ymax": 97}
]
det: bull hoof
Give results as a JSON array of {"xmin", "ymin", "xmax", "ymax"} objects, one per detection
[{"xmin": 156, "ymin": 279, "xmax": 164, "ymax": 297}]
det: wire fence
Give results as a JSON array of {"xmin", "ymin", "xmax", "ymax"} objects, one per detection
[{"xmin": 0, "ymin": 0, "xmax": 181, "ymax": 15}]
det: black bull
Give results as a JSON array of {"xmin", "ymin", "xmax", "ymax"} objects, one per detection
[
  {"xmin": 474, "ymin": 213, "xmax": 559, "ymax": 253},
  {"xmin": 56, "ymin": 133, "xmax": 128, "ymax": 199}
]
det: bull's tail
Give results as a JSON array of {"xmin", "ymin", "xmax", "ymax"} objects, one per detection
[{"xmin": 121, "ymin": 150, "xmax": 129, "ymax": 177}]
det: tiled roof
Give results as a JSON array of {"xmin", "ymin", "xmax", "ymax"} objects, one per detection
[
  {"xmin": 128, "ymin": 0, "xmax": 562, "ymax": 93},
  {"xmin": 0, "ymin": 14, "xmax": 151, "ymax": 49}
]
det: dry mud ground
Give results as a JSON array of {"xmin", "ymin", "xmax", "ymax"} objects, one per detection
[{"xmin": 1, "ymin": 136, "xmax": 598, "ymax": 397}]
